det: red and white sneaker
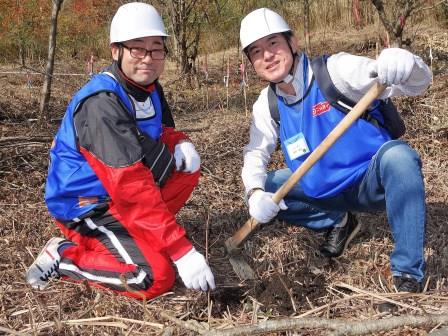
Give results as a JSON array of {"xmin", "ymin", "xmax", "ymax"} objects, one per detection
[{"xmin": 26, "ymin": 237, "xmax": 68, "ymax": 290}]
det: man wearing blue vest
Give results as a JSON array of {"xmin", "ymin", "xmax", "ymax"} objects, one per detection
[
  {"xmin": 240, "ymin": 8, "xmax": 431, "ymax": 295},
  {"xmin": 26, "ymin": 2, "xmax": 215, "ymax": 299}
]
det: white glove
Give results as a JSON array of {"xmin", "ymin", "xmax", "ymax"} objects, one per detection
[
  {"xmin": 367, "ymin": 48, "xmax": 415, "ymax": 86},
  {"xmin": 248, "ymin": 190, "xmax": 288, "ymax": 223},
  {"xmin": 174, "ymin": 248, "xmax": 215, "ymax": 291},
  {"xmin": 174, "ymin": 142, "xmax": 200, "ymax": 173}
]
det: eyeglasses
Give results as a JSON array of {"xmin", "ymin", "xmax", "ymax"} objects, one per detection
[{"xmin": 121, "ymin": 44, "xmax": 167, "ymax": 60}]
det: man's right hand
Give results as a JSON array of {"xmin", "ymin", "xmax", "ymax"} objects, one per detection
[
  {"xmin": 174, "ymin": 248, "xmax": 215, "ymax": 291},
  {"xmin": 248, "ymin": 190, "xmax": 288, "ymax": 223},
  {"xmin": 173, "ymin": 141, "xmax": 201, "ymax": 173}
]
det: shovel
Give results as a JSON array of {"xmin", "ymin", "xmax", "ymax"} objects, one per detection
[{"xmin": 225, "ymin": 82, "xmax": 386, "ymax": 280}]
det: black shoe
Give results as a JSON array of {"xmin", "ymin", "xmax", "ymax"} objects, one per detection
[
  {"xmin": 319, "ymin": 213, "xmax": 360, "ymax": 258},
  {"xmin": 393, "ymin": 274, "xmax": 422, "ymax": 293},
  {"xmin": 377, "ymin": 274, "xmax": 422, "ymax": 313}
]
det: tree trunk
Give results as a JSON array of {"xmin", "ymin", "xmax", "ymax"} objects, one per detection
[
  {"xmin": 303, "ymin": 0, "xmax": 311, "ymax": 55},
  {"xmin": 370, "ymin": 0, "xmax": 423, "ymax": 48},
  {"xmin": 19, "ymin": 42, "xmax": 25, "ymax": 67},
  {"xmin": 164, "ymin": 0, "xmax": 203, "ymax": 79},
  {"xmin": 39, "ymin": 0, "xmax": 64, "ymax": 118}
]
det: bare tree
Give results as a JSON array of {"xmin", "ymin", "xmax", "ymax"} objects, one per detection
[
  {"xmin": 39, "ymin": 0, "xmax": 64, "ymax": 117},
  {"xmin": 303, "ymin": 0, "xmax": 312, "ymax": 55},
  {"xmin": 159, "ymin": 0, "xmax": 206, "ymax": 78},
  {"xmin": 370, "ymin": 0, "xmax": 424, "ymax": 47}
]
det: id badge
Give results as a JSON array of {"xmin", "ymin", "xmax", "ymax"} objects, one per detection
[{"xmin": 284, "ymin": 132, "xmax": 310, "ymax": 160}]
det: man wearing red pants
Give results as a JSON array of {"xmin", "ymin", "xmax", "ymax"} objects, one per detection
[{"xmin": 26, "ymin": 2, "xmax": 215, "ymax": 299}]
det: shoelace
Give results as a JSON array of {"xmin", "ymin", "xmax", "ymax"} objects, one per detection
[
  {"xmin": 326, "ymin": 226, "xmax": 344, "ymax": 244},
  {"xmin": 39, "ymin": 260, "xmax": 60, "ymax": 281}
]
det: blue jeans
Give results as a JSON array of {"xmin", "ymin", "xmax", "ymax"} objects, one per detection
[{"xmin": 265, "ymin": 140, "xmax": 426, "ymax": 282}]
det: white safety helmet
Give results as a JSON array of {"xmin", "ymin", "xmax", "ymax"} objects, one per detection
[
  {"xmin": 240, "ymin": 8, "xmax": 291, "ymax": 51},
  {"xmin": 110, "ymin": 2, "xmax": 169, "ymax": 44}
]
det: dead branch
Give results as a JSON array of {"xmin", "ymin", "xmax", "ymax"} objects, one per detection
[
  {"xmin": 159, "ymin": 311, "xmax": 207, "ymax": 334},
  {"xmin": 329, "ymin": 314, "xmax": 448, "ymax": 336},
  {"xmin": 415, "ymin": 0, "xmax": 448, "ymax": 12},
  {"xmin": 0, "ymin": 326, "xmax": 24, "ymax": 336},
  {"xmin": 430, "ymin": 326, "xmax": 448, "ymax": 335},
  {"xmin": 0, "ymin": 136, "xmax": 52, "ymax": 146},
  {"xmin": 276, "ymin": 272, "xmax": 297, "ymax": 313},
  {"xmin": 201, "ymin": 164, "xmax": 226, "ymax": 183},
  {"xmin": 204, "ymin": 314, "xmax": 448, "ymax": 336},
  {"xmin": 335, "ymin": 282, "xmax": 421, "ymax": 311},
  {"xmin": 19, "ymin": 315, "xmax": 163, "ymax": 334}
]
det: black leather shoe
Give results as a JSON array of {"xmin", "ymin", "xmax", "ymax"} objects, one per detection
[
  {"xmin": 377, "ymin": 274, "xmax": 422, "ymax": 313},
  {"xmin": 319, "ymin": 213, "xmax": 360, "ymax": 258}
]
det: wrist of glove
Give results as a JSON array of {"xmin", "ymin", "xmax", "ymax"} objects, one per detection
[
  {"xmin": 139, "ymin": 133, "xmax": 175, "ymax": 187},
  {"xmin": 248, "ymin": 189, "xmax": 288, "ymax": 224},
  {"xmin": 367, "ymin": 48, "xmax": 416, "ymax": 86},
  {"xmin": 174, "ymin": 248, "xmax": 216, "ymax": 291},
  {"xmin": 174, "ymin": 141, "xmax": 200, "ymax": 173}
]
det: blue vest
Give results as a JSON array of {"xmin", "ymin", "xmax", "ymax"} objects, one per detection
[
  {"xmin": 45, "ymin": 73, "xmax": 163, "ymax": 220},
  {"xmin": 278, "ymin": 55, "xmax": 391, "ymax": 198}
]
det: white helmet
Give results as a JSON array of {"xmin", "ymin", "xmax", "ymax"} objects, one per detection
[
  {"xmin": 240, "ymin": 8, "xmax": 291, "ymax": 50},
  {"xmin": 110, "ymin": 2, "xmax": 169, "ymax": 44}
]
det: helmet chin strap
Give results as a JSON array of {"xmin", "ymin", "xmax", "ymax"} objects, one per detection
[{"xmin": 117, "ymin": 44, "xmax": 124, "ymax": 69}]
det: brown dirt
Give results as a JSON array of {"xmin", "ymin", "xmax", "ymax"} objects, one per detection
[{"xmin": 1, "ymin": 26, "xmax": 447, "ymax": 335}]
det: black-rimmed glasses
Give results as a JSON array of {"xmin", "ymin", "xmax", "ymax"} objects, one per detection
[{"xmin": 121, "ymin": 44, "xmax": 166, "ymax": 60}]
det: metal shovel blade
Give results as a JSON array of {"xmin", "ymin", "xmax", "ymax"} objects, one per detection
[
  {"xmin": 225, "ymin": 218, "xmax": 259, "ymax": 280},
  {"xmin": 228, "ymin": 253, "xmax": 256, "ymax": 281}
]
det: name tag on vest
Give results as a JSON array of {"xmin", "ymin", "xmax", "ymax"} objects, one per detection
[{"xmin": 284, "ymin": 132, "xmax": 310, "ymax": 160}]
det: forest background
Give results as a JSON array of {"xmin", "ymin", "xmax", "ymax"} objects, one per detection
[
  {"xmin": 1, "ymin": 1, "xmax": 448, "ymax": 335},
  {"xmin": 2, "ymin": 0, "xmax": 447, "ymax": 77}
]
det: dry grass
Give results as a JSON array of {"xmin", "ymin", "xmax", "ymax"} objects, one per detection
[{"xmin": 1, "ymin": 24, "xmax": 448, "ymax": 335}]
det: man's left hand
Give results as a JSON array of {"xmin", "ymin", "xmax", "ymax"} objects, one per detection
[
  {"xmin": 174, "ymin": 141, "xmax": 200, "ymax": 173},
  {"xmin": 368, "ymin": 48, "xmax": 416, "ymax": 86}
]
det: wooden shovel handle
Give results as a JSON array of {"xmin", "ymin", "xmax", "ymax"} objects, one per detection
[{"xmin": 226, "ymin": 82, "xmax": 386, "ymax": 253}]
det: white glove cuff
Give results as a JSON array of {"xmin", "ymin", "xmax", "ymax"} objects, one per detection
[
  {"xmin": 245, "ymin": 187, "xmax": 264, "ymax": 205},
  {"xmin": 174, "ymin": 247, "xmax": 196, "ymax": 265}
]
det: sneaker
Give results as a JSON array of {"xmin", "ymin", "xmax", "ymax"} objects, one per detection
[
  {"xmin": 377, "ymin": 274, "xmax": 422, "ymax": 313},
  {"xmin": 26, "ymin": 237, "xmax": 67, "ymax": 290},
  {"xmin": 319, "ymin": 212, "xmax": 360, "ymax": 258}
]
